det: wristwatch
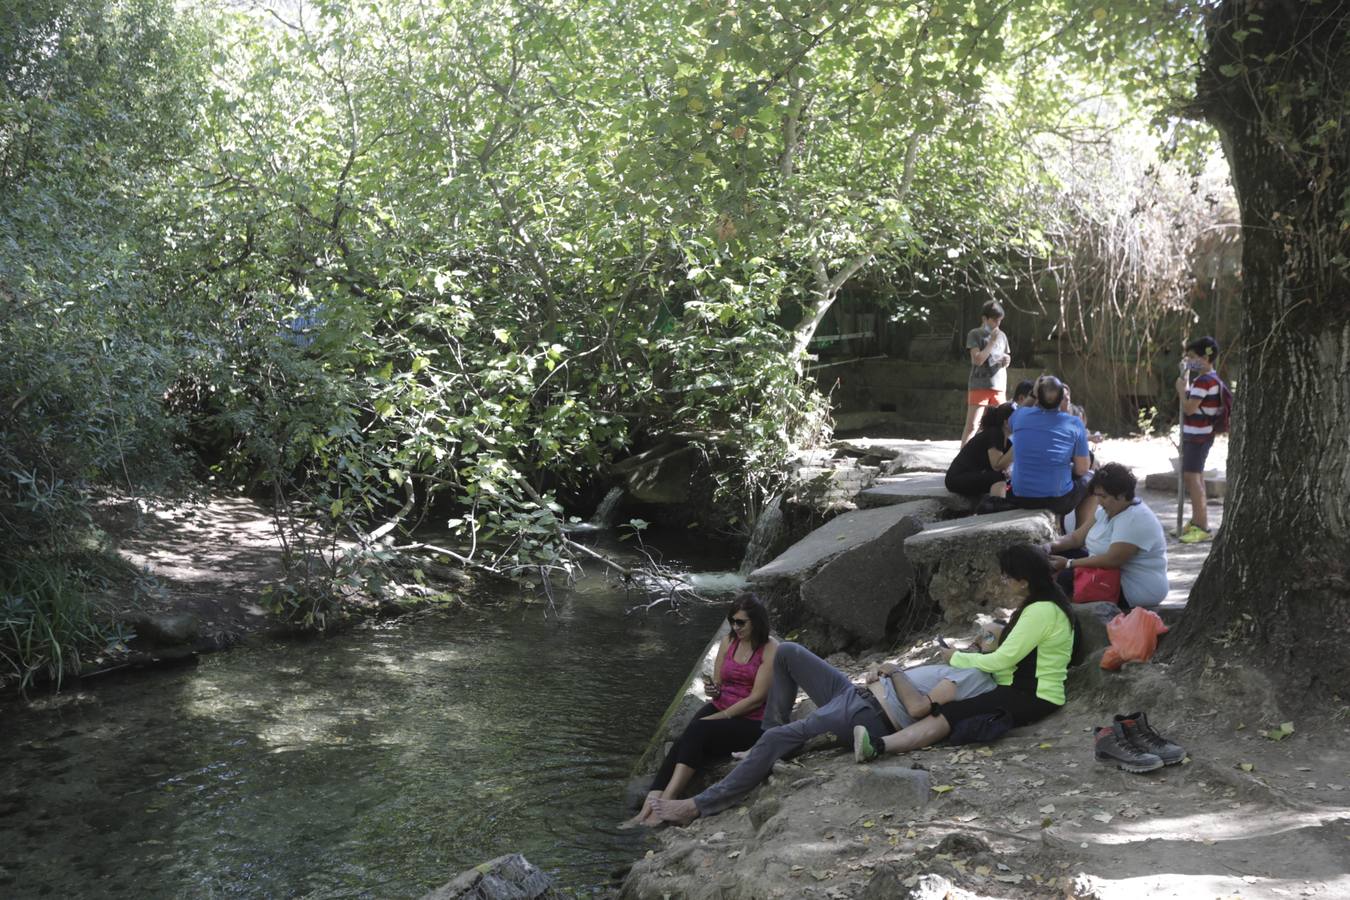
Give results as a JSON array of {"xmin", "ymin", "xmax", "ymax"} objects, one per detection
[{"xmin": 1066, "ymin": 558, "xmax": 1074, "ymax": 570}]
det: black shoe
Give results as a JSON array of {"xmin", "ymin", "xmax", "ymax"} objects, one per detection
[
  {"xmin": 1093, "ymin": 723, "xmax": 1164, "ymax": 773},
  {"xmin": 1116, "ymin": 712, "xmax": 1186, "ymax": 766}
]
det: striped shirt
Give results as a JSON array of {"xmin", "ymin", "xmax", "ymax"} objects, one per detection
[{"xmin": 1183, "ymin": 371, "xmax": 1222, "ymax": 443}]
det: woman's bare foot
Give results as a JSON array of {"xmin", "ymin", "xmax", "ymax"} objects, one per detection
[
  {"xmin": 650, "ymin": 797, "xmax": 700, "ymax": 826},
  {"xmin": 620, "ymin": 791, "xmax": 663, "ymax": 829}
]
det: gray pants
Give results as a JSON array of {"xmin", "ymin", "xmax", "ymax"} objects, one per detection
[{"xmin": 692, "ymin": 642, "xmax": 890, "ymax": 817}]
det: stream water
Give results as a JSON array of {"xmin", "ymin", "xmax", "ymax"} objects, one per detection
[{"xmin": 0, "ymin": 534, "xmax": 736, "ymax": 897}]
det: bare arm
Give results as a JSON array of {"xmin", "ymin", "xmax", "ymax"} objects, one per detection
[
  {"xmin": 1050, "ymin": 516, "xmax": 1093, "ymax": 553},
  {"xmin": 1072, "ymin": 454, "xmax": 1091, "ymax": 477},
  {"xmin": 709, "ymin": 635, "xmax": 730, "ymax": 693},
  {"xmin": 988, "ymin": 444, "xmax": 1013, "ymax": 471}
]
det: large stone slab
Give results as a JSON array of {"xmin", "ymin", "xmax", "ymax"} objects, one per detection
[
  {"xmin": 751, "ymin": 501, "xmax": 942, "ymax": 652},
  {"xmin": 903, "ymin": 509, "xmax": 1057, "ymax": 623},
  {"xmin": 856, "ymin": 472, "xmax": 970, "ymax": 512},
  {"xmin": 1143, "ymin": 469, "xmax": 1227, "ymax": 500}
]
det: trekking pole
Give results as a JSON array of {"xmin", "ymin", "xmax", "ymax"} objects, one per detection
[{"xmin": 1176, "ymin": 353, "xmax": 1186, "ymax": 537}]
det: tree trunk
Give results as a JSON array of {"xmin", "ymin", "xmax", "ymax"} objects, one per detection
[{"xmin": 1172, "ymin": 1, "xmax": 1350, "ymax": 694}]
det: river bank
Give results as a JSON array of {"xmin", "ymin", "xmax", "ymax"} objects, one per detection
[
  {"xmin": 621, "ymin": 633, "xmax": 1350, "ymax": 899},
  {"xmin": 618, "ymin": 434, "xmax": 1349, "ymax": 899},
  {"xmin": 0, "ymin": 523, "xmax": 741, "ymax": 895}
]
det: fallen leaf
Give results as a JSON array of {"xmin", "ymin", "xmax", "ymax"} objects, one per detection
[
  {"xmin": 932, "ymin": 784, "xmax": 954, "ymax": 794},
  {"xmin": 1239, "ymin": 762, "xmax": 1255, "ymax": 772},
  {"xmin": 861, "ymin": 820, "xmax": 875, "ymax": 828},
  {"xmin": 727, "ymin": 850, "xmax": 741, "ymax": 859},
  {"xmin": 1038, "ymin": 742, "xmax": 1053, "ymax": 749},
  {"xmin": 1092, "ymin": 812, "xmax": 1113, "ymax": 824}
]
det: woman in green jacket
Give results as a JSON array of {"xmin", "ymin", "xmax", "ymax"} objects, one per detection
[{"xmin": 855, "ymin": 544, "xmax": 1080, "ymax": 760}]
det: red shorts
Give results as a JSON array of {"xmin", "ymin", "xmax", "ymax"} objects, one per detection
[{"xmin": 967, "ymin": 389, "xmax": 1004, "ymax": 407}]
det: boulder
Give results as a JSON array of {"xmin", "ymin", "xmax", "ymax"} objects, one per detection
[
  {"xmin": 856, "ymin": 473, "xmax": 971, "ymax": 513},
  {"xmin": 842, "ymin": 760, "xmax": 931, "ymax": 807},
  {"xmin": 903, "ymin": 510, "xmax": 1057, "ymax": 623},
  {"xmin": 620, "ymin": 444, "xmax": 699, "ymax": 505},
  {"xmin": 421, "ymin": 854, "xmax": 562, "ymax": 900},
  {"xmin": 751, "ymin": 501, "xmax": 942, "ymax": 652},
  {"xmin": 1072, "ymin": 603, "xmax": 1113, "ymax": 653},
  {"xmin": 126, "ymin": 612, "xmax": 200, "ymax": 647},
  {"xmin": 784, "ymin": 460, "xmax": 878, "ymax": 512}
]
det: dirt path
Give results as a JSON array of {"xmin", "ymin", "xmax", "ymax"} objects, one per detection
[{"xmin": 105, "ymin": 495, "xmax": 289, "ymax": 643}]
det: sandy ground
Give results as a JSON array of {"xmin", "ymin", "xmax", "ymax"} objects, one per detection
[{"xmin": 103, "ymin": 495, "xmax": 288, "ymax": 642}]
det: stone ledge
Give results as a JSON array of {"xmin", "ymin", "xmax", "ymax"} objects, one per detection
[{"xmin": 857, "ymin": 472, "xmax": 971, "ymax": 513}]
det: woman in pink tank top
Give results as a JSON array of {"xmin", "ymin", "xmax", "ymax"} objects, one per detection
[{"xmin": 626, "ymin": 595, "xmax": 777, "ymax": 828}]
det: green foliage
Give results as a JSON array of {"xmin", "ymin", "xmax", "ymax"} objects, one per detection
[
  {"xmin": 0, "ymin": 553, "xmax": 134, "ymax": 691},
  {"xmin": 0, "ymin": 0, "xmax": 1245, "ymax": 647}
]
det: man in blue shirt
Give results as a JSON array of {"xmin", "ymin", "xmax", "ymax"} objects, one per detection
[{"xmin": 1005, "ymin": 377, "xmax": 1095, "ymax": 525}]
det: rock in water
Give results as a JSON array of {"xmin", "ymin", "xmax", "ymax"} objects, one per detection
[
  {"xmin": 421, "ymin": 854, "xmax": 563, "ymax": 900},
  {"xmin": 126, "ymin": 612, "xmax": 201, "ymax": 647}
]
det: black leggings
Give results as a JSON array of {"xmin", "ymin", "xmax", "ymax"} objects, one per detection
[
  {"xmin": 932, "ymin": 685, "xmax": 1059, "ymax": 728},
  {"xmin": 650, "ymin": 702, "xmax": 765, "ymax": 791},
  {"xmin": 945, "ymin": 468, "xmax": 1006, "ymax": 497}
]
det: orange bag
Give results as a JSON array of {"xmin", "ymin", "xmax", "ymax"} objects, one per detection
[{"xmin": 1100, "ymin": 607, "xmax": 1169, "ymax": 670}]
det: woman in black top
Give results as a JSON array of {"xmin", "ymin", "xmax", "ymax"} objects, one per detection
[{"xmin": 945, "ymin": 402, "xmax": 1014, "ymax": 498}]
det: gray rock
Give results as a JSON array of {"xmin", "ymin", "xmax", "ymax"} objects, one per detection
[
  {"xmin": 903, "ymin": 510, "xmax": 1057, "ymax": 623},
  {"xmin": 621, "ymin": 444, "xmax": 699, "ymax": 505},
  {"xmin": 421, "ymin": 854, "xmax": 562, "ymax": 900},
  {"xmin": 1143, "ymin": 469, "xmax": 1227, "ymax": 499},
  {"xmin": 842, "ymin": 760, "xmax": 931, "ymax": 808},
  {"xmin": 751, "ymin": 501, "xmax": 942, "ymax": 651},
  {"xmin": 127, "ymin": 612, "xmax": 200, "ymax": 647},
  {"xmin": 856, "ymin": 473, "xmax": 971, "ymax": 513},
  {"xmin": 1072, "ymin": 603, "xmax": 1115, "ymax": 660}
]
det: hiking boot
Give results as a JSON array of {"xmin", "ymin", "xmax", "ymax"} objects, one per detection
[
  {"xmin": 853, "ymin": 724, "xmax": 880, "ymax": 763},
  {"xmin": 1178, "ymin": 523, "xmax": 1213, "ymax": 544},
  {"xmin": 1093, "ymin": 723, "xmax": 1164, "ymax": 773},
  {"xmin": 1116, "ymin": 712, "xmax": 1186, "ymax": 765}
]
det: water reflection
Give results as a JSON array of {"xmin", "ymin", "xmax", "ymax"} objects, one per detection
[{"xmin": 0, "ymin": 538, "xmax": 735, "ymax": 896}]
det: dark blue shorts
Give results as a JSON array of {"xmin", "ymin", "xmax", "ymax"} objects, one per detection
[{"xmin": 1181, "ymin": 440, "xmax": 1213, "ymax": 474}]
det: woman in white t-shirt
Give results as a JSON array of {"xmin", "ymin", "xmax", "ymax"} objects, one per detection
[{"xmin": 1047, "ymin": 463, "xmax": 1169, "ymax": 609}]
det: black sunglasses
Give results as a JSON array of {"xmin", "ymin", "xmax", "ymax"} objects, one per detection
[{"xmin": 730, "ymin": 617, "xmax": 750, "ymax": 627}]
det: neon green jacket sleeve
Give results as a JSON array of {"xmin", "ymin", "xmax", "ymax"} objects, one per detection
[{"xmin": 949, "ymin": 602, "xmax": 1060, "ymax": 678}]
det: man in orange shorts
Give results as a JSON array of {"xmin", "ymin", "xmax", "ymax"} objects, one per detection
[{"xmin": 962, "ymin": 301, "xmax": 1011, "ymax": 445}]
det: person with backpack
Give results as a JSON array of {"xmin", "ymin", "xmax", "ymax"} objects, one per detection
[{"xmin": 1175, "ymin": 335, "xmax": 1230, "ymax": 543}]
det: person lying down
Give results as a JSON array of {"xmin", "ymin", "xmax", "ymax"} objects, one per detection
[{"xmin": 646, "ymin": 638, "xmax": 997, "ymax": 826}]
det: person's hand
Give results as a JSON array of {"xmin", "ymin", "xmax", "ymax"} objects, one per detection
[
  {"xmin": 1049, "ymin": 555, "xmax": 1069, "ymax": 573},
  {"xmin": 707, "ymin": 681, "xmax": 722, "ymax": 698},
  {"xmin": 862, "ymin": 667, "xmax": 880, "ymax": 684},
  {"xmin": 701, "ymin": 711, "xmax": 725, "ymax": 721},
  {"xmin": 939, "ymin": 647, "xmax": 958, "ymax": 663},
  {"xmin": 1059, "ymin": 385, "xmax": 1072, "ymax": 413}
]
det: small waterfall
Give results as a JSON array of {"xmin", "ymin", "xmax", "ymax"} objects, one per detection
[
  {"xmin": 590, "ymin": 486, "xmax": 625, "ymax": 528},
  {"xmin": 739, "ymin": 493, "xmax": 786, "ymax": 574}
]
